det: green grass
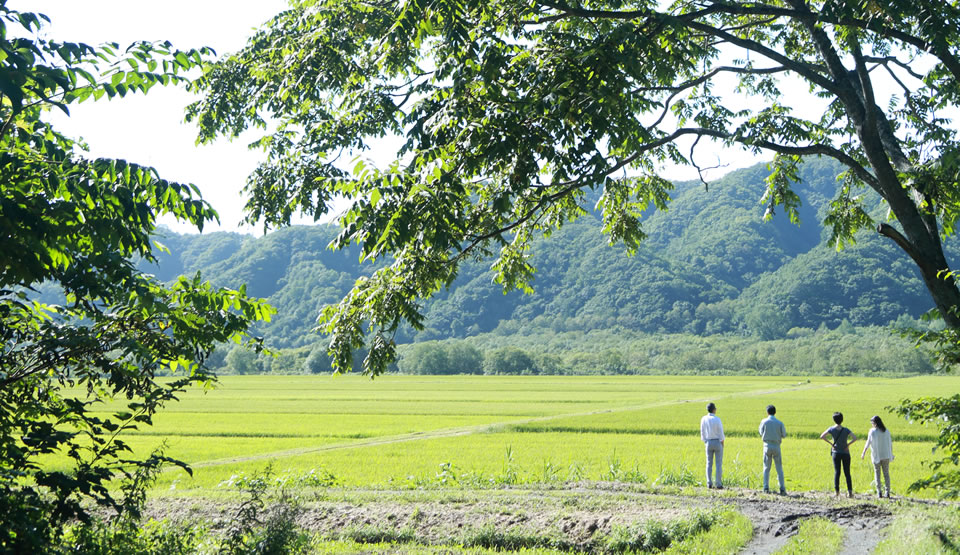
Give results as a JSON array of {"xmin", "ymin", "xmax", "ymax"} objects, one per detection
[
  {"xmin": 306, "ymin": 505, "xmax": 745, "ymax": 554},
  {"xmin": 511, "ymin": 376, "xmax": 946, "ymax": 441},
  {"xmin": 43, "ymin": 374, "xmax": 957, "ymax": 499},
  {"xmin": 774, "ymin": 517, "xmax": 845, "ymax": 554},
  {"xmin": 148, "ymin": 431, "xmax": 938, "ymax": 496},
  {"xmin": 310, "ymin": 539, "xmax": 571, "ymax": 554},
  {"xmin": 119, "ymin": 412, "xmax": 508, "ymax": 438},
  {"xmin": 874, "ymin": 505, "xmax": 960, "ymax": 554},
  {"xmin": 664, "ymin": 509, "xmax": 753, "ymax": 554}
]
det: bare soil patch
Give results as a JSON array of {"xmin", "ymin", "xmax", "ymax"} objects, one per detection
[
  {"xmin": 730, "ymin": 490, "xmax": 894, "ymax": 554},
  {"xmin": 148, "ymin": 484, "xmax": 901, "ymax": 553}
]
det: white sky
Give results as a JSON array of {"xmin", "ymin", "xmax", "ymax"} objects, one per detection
[
  {"xmin": 18, "ymin": 1, "xmax": 290, "ymax": 234},
  {"xmin": 19, "ymin": 1, "xmax": 778, "ymax": 235}
]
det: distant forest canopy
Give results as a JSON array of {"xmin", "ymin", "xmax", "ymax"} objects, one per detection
[
  {"xmin": 123, "ymin": 158, "xmax": 951, "ymax": 375},
  {"xmin": 214, "ymin": 326, "xmax": 935, "ymax": 377}
]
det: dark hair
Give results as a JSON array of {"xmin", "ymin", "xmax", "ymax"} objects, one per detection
[
  {"xmin": 833, "ymin": 412, "xmax": 843, "ymax": 425},
  {"xmin": 871, "ymin": 415, "xmax": 887, "ymax": 432},
  {"xmin": 766, "ymin": 405, "xmax": 776, "ymax": 415},
  {"xmin": 706, "ymin": 402, "xmax": 716, "ymax": 413}
]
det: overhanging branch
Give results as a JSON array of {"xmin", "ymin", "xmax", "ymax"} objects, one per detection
[
  {"xmin": 631, "ymin": 65, "xmax": 792, "ymax": 95},
  {"xmin": 877, "ymin": 222, "xmax": 925, "ymax": 269},
  {"xmin": 456, "ymin": 125, "xmax": 880, "ymax": 262},
  {"xmin": 536, "ymin": 0, "xmax": 959, "ymax": 97}
]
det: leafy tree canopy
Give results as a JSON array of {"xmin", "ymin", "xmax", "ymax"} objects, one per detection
[
  {"xmin": 893, "ymin": 394, "xmax": 960, "ymax": 498},
  {"xmin": 0, "ymin": 3, "xmax": 273, "ymax": 547},
  {"xmin": 189, "ymin": 0, "xmax": 960, "ymax": 375}
]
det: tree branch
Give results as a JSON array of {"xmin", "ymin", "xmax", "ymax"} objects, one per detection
[
  {"xmin": 631, "ymin": 64, "xmax": 791, "ymax": 94},
  {"xmin": 681, "ymin": 21, "xmax": 837, "ymax": 95},
  {"xmin": 457, "ymin": 122, "xmax": 881, "ymax": 261},
  {"xmin": 458, "ymin": 176, "xmax": 590, "ymax": 255},
  {"xmin": 536, "ymin": 0, "xmax": 960, "ymax": 85},
  {"xmin": 0, "ymin": 109, "xmax": 16, "ymax": 141},
  {"xmin": 850, "ymin": 36, "xmax": 880, "ymax": 154},
  {"xmin": 877, "ymin": 222, "xmax": 925, "ymax": 269},
  {"xmin": 863, "ymin": 55, "xmax": 927, "ymax": 83},
  {"xmin": 541, "ymin": 0, "xmax": 836, "ymax": 94}
]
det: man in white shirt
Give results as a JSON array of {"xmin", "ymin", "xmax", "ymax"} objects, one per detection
[{"xmin": 700, "ymin": 402, "xmax": 725, "ymax": 489}]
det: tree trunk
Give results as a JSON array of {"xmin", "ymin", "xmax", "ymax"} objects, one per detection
[
  {"xmin": 920, "ymin": 267, "xmax": 960, "ymax": 329},
  {"xmin": 877, "ymin": 221, "xmax": 960, "ymax": 330}
]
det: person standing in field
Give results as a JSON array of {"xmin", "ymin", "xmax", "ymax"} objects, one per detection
[
  {"xmin": 821, "ymin": 411, "xmax": 858, "ymax": 497},
  {"xmin": 759, "ymin": 404, "xmax": 787, "ymax": 494},
  {"xmin": 861, "ymin": 415, "xmax": 894, "ymax": 498},
  {"xmin": 700, "ymin": 402, "xmax": 724, "ymax": 489}
]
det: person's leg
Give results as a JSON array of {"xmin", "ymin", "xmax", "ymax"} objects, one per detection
[
  {"xmin": 842, "ymin": 453, "xmax": 853, "ymax": 494},
  {"xmin": 873, "ymin": 462, "xmax": 883, "ymax": 497},
  {"xmin": 705, "ymin": 442, "xmax": 713, "ymax": 488},
  {"xmin": 880, "ymin": 459, "xmax": 891, "ymax": 496},
  {"xmin": 716, "ymin": 443, "xmax": 723, "ymax": 488},
  {"xmin": 832, "ymin": 452, "xmax": 842, "ymax": 494},
  {"xmin": 762, "ymin": 447, "xmax": 772, "ymax": 492},
  {"xmin": 774, "ymin": 449, "xmax": 785, "ymax": 493}
]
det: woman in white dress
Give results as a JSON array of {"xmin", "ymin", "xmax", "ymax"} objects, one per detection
[{"xmin": 860, "ymin": 415, "xmax": 894, "ymax": 498}]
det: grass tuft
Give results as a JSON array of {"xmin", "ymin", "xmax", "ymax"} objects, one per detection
[
  {"xmin": 655, "ymin": 464, "xmax": 697, "ymax": 487},
  {"xmin": 664, "ymin": 508, "xmax": 752, "ymax": 554},
  {"xmin": 337, "ymin": 525, "xmax": 416, "ymax": 545},
  {"xmin": 597, "ymin": 509, "xmax": 725, "ymax": 553},
  {"xmin": 458, "ymin": 523, "xmax": 571, "ymax": 551}
]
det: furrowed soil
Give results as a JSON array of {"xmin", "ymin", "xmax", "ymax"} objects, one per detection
[{"xmin": 147, "ymin": 483, "xmax": 909, "ymax": 553}]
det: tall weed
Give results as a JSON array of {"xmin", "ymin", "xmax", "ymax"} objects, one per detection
[
  {"xmin": 218, "ymin": 466, "xmax": 311, "ymax": 555},
  {"xmin": 655, "ymin": 464, "xmax": 696, "ymax": 487},
  {"xmin": 495, "ymin": 445, "xmax": 520, "ymax": 485},
  {"xmin": 600, "ymin": 510, "xmax": 719, "ymax": 554}
]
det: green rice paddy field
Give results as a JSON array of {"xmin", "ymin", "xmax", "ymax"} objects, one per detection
[{"xmin": 79, "ymin": 375, "xmax": 958, "ymax": 498}]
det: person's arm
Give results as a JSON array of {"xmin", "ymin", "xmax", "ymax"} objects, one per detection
[
  {"xmin": 860, "ymin": 434, "xmax": 871, "ymax": 460},
  {"xmin": 700, "ymin": 418, "xmax": 707, "ymax": 442},
  {"xmin": 780, "ymin": 422, "xmax": 786, "ymax": 439},
  {"xmin": 847, "ymin": 432, "xmax": 858, "ymax": 448},
  {"xmin": 820, "ymin": 429, "xmax": 834, "ymax": 447},
  {"xmin": 718, "ymin": 420, "xmax": 725, "ymax": 445}
]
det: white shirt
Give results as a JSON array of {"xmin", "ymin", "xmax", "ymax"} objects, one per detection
[
  {"xmin": 700, "ymin": 413, "xmax": 725, "ymax": 442},
  {"xmin": 866, "ymin": 428, "xmax": 893, "ymax": 463}
]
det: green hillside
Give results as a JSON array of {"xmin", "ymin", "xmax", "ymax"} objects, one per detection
[{"xmin": 136, "ymin": 160, "xmax": 951, "ymax": 351}]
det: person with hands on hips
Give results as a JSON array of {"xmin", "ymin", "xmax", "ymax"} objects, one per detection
[{"xmin": 821, "ymin": 411, "xmax": 857, "ymax": 497}]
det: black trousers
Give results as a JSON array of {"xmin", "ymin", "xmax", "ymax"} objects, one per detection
[{"xmin": 833, "ymin": 452, "xmax": 852, "ymax": 493}]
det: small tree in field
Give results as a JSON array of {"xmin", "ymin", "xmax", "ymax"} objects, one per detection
[{"xmin": 0, "ymin": 5, "xmax": 272, "ymax": 549}]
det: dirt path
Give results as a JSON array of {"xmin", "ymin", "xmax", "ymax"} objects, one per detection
[
  {"xmin": 188, "ymin": 381, "xmax": 839, "ymax": 469},
  {"xmin": 150, "ymin": 484, "xmax": 904, "ymax": 553},
  {"xmin": 731, "ymin": 490, "xmax": 893, "ymax": 554}
]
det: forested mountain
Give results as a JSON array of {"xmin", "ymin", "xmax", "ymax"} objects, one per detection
[{"xmin": 140, "ymin": 159, "xmax": 952, "ymax": 349}]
